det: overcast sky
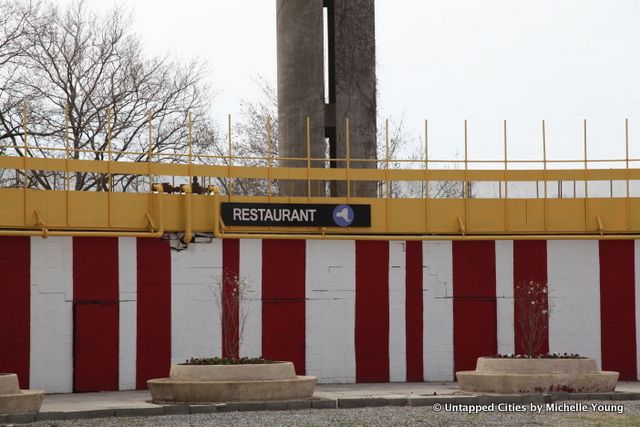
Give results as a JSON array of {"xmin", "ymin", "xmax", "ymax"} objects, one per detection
[{"xmin": 63, "ymin": 0, "xmax": 640, "ymax": 165}]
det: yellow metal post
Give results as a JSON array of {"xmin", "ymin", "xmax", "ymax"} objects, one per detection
[
  {"xmin": 181, "ymin": 184, "xmax": 193, "ymax": 244},
  {"xmin": 65, "ymin": 105, "xmax": 70, "ymax": 192},
  {"xmin": 503, "ymin": 120, "xmax": 509, "ymax": 232},
  {"xmin": 147, "ymin": 111, "xmax": 153, "ymax": 194},
  {"xmin": 267, "ymin": 116, "xmax": 273, "ymax": 201},
  {"xmin": 22, "ymin": 101, "xmax": 29, "ymax": 226},
  {"xmin": 22, "ymin": 101, "xmax": 28, "ymax": 191},
  {"xmin": 64, "ymin": 104, "xmax": 71, "ymax": 227},
  {"xmin": 626, "ymin": 118, "xmax": 631, "ymax": 230},
  {"xmin": 346, "ymin": 116, "xmax": 351, "ymax": 200},
  {"xmin": 107, "ymin": 108, "xmax": 113, "ymax": 227},
  {"xmin": 107, "ymin": 108, "xmax": 113, "ymax": 188},
  {"xmin": 542, "ymin": 120, "xmax": 548, "ymax": 231},
  {"xmin": 228, "ymin": 114, "xmax": 233, "ymax": 197},
  {"xmin": 147, "ymin": 112, "xmax": 154, "ymax": 215},
  {"xmin": 503, "ymin": 120, "xmax": 508, "ymax": 198},
  {"xmin": 464, "ymin": 120, "xmax": 468, "ymax": 198},
  {"xmin": 424, "ymin": 119, "xmax": 429, "ymax": 197},
  {"xmin": 188, "ymin": 112, "xmax": 193, "ymax": 180},
  {"xmin": 306, "ymin": 116, "xmax": 311, "ymax": 199},
  {"xmin": 463, "ymin": 120, "xmax": 469, "ymax": 229},
  {"xmin": 385, "ymin": 119, "xmax": 390, "ymax": 198},
  {"xmin": 424, "ymin": 119, "xmax": 430, "ymax": 232},
  {"xmin": 385, "ymin": 119, "xmax": 390, "ymax": 232},
  {"xmin": 212, "ymin": 186, "xmax": 222, "ymax": 238},
  {"xmin": 584, "ymin": 119, "xmax": 589, "ymax": 230}
]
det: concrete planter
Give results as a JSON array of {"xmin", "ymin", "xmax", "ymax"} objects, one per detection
[
  {"xmin": 0, "ymin": 374, "xmax": 44, "ymax": 415},
  {"xmin": 457, "ymin": 357, "xmax": 618, "ymax": 394},
  {"xmin": 148, "ymin": 362, "xmax": 316, "ymax": 403}
]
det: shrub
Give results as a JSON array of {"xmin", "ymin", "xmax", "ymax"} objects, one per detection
[
  {"xmin": 514, "ymin": 279, "xmax": 549, "ymax": 357},
  {"xmin": 181, "ymin": 357, "xmax": 275, "ymax": 366}
]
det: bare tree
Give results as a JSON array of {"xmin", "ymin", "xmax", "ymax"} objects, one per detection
[
  {"xmin": 227, "ymin": 79, "xmax": 476, "ymax": 200},
  {"xmin": 0, "ymin": 1, "xmax": 42, "ymax": 74},
  {"xmin": 376, "ymin": 115, "xmax": 419, "ymax": 197},
  {"xmin": 0, "ymin": 1, "xmax": 36, "ymax": 151},
  {"xmin": 0, "ymin": 1, "xmax": 44, "ymax": 187},
  {"xmin": 207, "ymin": 75, "xmax": 278, "ymax": 196},
  {"xmin": 514, "ymin": 279, "xmax": 550, "ymax": 357},
  {"xmin": 234, "ymin": 75, "xmax": 279, "ymax": 164},
  {"xmin": 214, "ymin": 271, "xmax": 252, "ymax": 360},
  {"xmin": 377, "ymin": 116, "xmax": 474, "ymax": 199},
  {"xmin": 0, "ymin": 0, "xmax": 216, "ymax": 191}
]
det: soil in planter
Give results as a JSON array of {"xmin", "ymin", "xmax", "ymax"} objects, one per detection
[
  {"xmin": 181, "ymin": 357, "xmax": 277, "ymax": 366},
  {"xmin": 493, "ymin": 353, "xmax": 586, "ymax": 359}
]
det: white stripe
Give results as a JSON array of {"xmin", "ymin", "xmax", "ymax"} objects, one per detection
[
  {"xmin": 548, "ymin": 241, "xmax": 601, "ymax": 366},
  {"xmin": 118, "ymin": 238, "xmax": 137, "ymax": 390},
  {"xmin": 30, "ymin": 237, "xmax": 73, "ymax": 393},
  {"xmin": 388, "ymin": 242, "xmax": 406, "ymax": 382},
  {"xmin": 305, "ymin": 240, "xmax": 356, "ymax": 383},
  {"xmin": 239, "ymin": 239, "xmax": 262, "ymax": 358},
  {"xmin": 422, "ymin": 241, "xmax": 454, "ymax": 381},
  {"xmin": 171, "ymin": 240, "xmax": 222, "ymax": 363},
  {"xmin": 635, "ymin": 240, "xmax": 640, "ymax": 379},
  {"xmin": 495, "ymin": 241, "xmax": 514, "ymax": 355}
]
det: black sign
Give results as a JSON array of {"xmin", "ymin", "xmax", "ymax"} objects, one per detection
[{"xmin": 221, "ymin": 203, "xmax": 371, "ymax": 228}]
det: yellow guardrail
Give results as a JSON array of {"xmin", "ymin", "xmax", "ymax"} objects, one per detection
[
  {"xmin": 2, "ymin": 116, "xmax": 640, "ymax": 239},
  {"xmin": 1, "ymin": 163, "xmax": 640, "ymax": 239}
]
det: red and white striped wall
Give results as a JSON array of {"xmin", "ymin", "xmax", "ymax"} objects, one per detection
[{"xmin": 0, "ymin": 237, "xmax": 638, "ymax": 392}]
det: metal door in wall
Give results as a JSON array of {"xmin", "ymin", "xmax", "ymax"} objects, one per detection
[{"xmin": 73, "ymin": 301, "xmax": 119, "ymax": 392}]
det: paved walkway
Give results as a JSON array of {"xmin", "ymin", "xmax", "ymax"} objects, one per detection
[
  {"xmin": 4, "ymin": 382, "xmax": 640, "ymax": 424},
  {"xmin": 38, "ymin": 382, "xmax": 462, "ymax": 413}
]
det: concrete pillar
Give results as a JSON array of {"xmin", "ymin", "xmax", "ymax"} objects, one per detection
[
  {"xmin": 333, "ymin": 0, "xmax": 377, "ymax": 197},
  {"xmin": 276, "ymin": 0, "xmax": 326, "ymax": 197},
  {"xmin": 276, "ymin": 0, "xmax": 378, "ymax": 198}
]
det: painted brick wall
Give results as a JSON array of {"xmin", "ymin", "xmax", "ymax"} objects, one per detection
[{"xmin": 0, "ymin": 237, "xmax": 638, "ymax": 392}]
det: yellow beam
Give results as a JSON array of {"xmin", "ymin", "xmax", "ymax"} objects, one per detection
[
  {"xmin": 208, "ymin": 232, "xmax": 640, "ymax": 242},
  {"xmin": 4, "ymin": 155, "xmax": 640, "ymax": 183},
  {"xmin": 3, "ymin": 189, "xmax": 640, "ymax": 237}
]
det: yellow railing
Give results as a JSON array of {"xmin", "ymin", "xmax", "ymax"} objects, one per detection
[
  {"xmin": 2, "ymin": 115, "xmax": 639, "ymax": 196},
  {"xmin": 1, "ymin": 155, "xmax": 640, "ymax": 239},
  {"xmin": 2, "ymin": 115, "xmax": 640, "ymax": 239}
]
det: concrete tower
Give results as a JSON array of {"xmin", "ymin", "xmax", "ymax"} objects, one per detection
[{"xmin": 276, "ymin": 0, "xmax": 377, "ymax": 197}]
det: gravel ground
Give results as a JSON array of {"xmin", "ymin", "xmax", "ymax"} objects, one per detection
[{"xmin": 23, "ymin": 401, "xmax": 640, "ymax": 427}]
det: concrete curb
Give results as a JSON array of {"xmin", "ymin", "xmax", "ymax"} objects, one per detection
[
  {"xmin": 4, "ymin": 392, "xmax": 640, "ymax": 424},
  {"xmin": 338, "ymin": 397, "xmax": 408, "ymax": 408}
]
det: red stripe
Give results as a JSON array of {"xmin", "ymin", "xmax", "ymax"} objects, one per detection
[
  {"xmin": 72, "ymin": 237, "xmax": 119, "ymax": 392},
  {"xmin": 262, "ymin": 240, "xmax": 306, "ymax": 374},
  {"xmin": 72, "ymin": 237, "xmax": 119, "ymax": 301},
  {"xmin": 0, "ymin": 237, "xmax": 30, "ymax": 389},
  {"xmin": 136, "ymin": 238, "xmax": 171, "ymax": 389},
  {"xmin": 513, "ymin": 241, "xmax": 549, "ymax": 356},
  {"xmin": 599, "ymin": 240, "xmax": 637, "ymax": 380},
  {"xmin": 453, "ymin": 241, "xmax": 497, "ymax": 373},
  {"xmin": 405, "ymin": 241, "xmax": 424, "ymax": 381},
  {"xmin": 222, "ymin": 239, "xmax": 240, "ymax": 359},
  {"xmin": 355, "ymin": 241, "xmax": 390, "ymax": 382}
]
